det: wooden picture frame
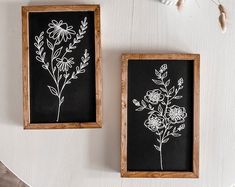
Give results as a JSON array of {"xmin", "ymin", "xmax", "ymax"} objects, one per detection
[
  {"xmin": 121, "ymin": 53, "xmax": 200, "ymax": 178},
  {"xmin": 22, "ymin": 5, "xmax": 102, "ymax": 129}
]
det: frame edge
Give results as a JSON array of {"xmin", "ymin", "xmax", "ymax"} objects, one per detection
[
  {"xmin": 22, "ymin": 4, "xmax": 102, "ymax": 129},
  {"xmin": 120, "ymin": 53, "xmax": 200, "ymax": 178}
]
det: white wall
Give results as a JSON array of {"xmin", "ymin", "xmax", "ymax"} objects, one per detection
[{"xmin": 0, "ymin": 0, "xmax": 235, "ymax": 186}]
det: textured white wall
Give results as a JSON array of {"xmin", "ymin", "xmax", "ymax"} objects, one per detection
[{"xmin": 0, "ymin": 0, "xmax": 235, "ymax": 186}]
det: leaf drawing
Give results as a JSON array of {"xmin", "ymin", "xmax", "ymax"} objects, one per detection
[
  {"xmin": 34, "ymin": 17, "xmax": 90, "ymax": 122},
  {"xmin": 132, "ymin": 64, "xmax": 187, "ymax": 170}
]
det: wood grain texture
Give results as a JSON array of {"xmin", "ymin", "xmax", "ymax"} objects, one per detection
[
  {"xmin": 22, "ymin": 6, "xmax": 30, "ymax": 130},
  {"xmin": 193, "ymin": 55, "xmax": 200, "ymax": 178},
  {"xmin": 22, "ymin": 5, "xmax": 102, "ymax": 129},
  {"xmin": 21, "ymin": 5, "xmax": 100, "ymax": 12},
  {"xmin": 121, "ymin": 53, "xmax": 200, "ymax": 178},
  {"xmin": 120, "ymin": 56, "xmax": 128, "ymax": 176}
]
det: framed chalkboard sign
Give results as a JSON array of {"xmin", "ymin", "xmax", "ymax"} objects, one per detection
[
  {"xmin": 121, "ymin": 54, "xmax": 200, "ymax": 178},
  {"xmin": 22, "ymin": 5, "xmax": 102, "ymax": 129}
]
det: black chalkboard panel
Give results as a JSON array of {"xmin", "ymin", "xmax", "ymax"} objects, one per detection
[
  {"xmin": 121, "ymin": 54, "xmax": 200, "ymax": 178},
  {"xmin": 22, "ymin": 5, "xmax": 102, "ymax": 129}
]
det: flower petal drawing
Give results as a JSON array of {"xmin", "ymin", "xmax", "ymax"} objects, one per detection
[
  {"xmin": 56, "ymin": 57, "xmax": 75, "ymax": 72},
  {"xmin": 144, "ymin": 114, "xmax": 164, "ymax": 132},
  {"xmin": 47, "ymin": 20, "xmax": 76, "ymax": 43},
  {"xmin": 178, "ymin": 78, "xmax": 184, "ymax": 86},
  {"xmin": 132, "ymin": 99, "xmax": 141, "ymax": 107},
  {"xmin": 144, "ymin": 89, "xmax": 164, "ymax": 105},
  {"xmin": 166, "ymin": 105, "xmax": 187, "ymax": 124},
  {"xmin": 159, "ymin": 64, "xmax": 167, "ymax": 73}
]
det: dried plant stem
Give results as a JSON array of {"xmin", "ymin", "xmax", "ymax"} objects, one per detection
[
  {"xmin": 209, "ymin": 0, "xmax": 227, "ymax": 33},
  {"xmin": 218, "ymin": 4, "xmax": 227, "ymax": 33},
  {"xmin": 176, "ymin": 0, "xmax": 184, "ymax": 11}
]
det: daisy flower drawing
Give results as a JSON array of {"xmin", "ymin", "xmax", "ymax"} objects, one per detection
[
  {"xmin": 132, "ymin": 64, "xmax": 187, "ymax": 170},
  {"xmin": 47, "ymin": 20, "xmax": 76, "ymax": 43},
  {"xmin": 56, "ymin": 57, "xmax": 75, "ymax": 72},
  {"xmin": 34, "ymin": 17, "xmax": 90, "ymax": 122}
]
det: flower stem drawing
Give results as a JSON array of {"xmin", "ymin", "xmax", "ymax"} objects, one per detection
[
  {"xmin": 132, "ymin": 64, "xmax": 187, "ymax": 170},
  {"xmin": 34, "ymin": 17, "xmax": 90, "ymax": 122}
]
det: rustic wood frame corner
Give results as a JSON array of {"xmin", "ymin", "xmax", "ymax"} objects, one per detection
[
  {"xmin": 120, "ymin": 53, "xmax": 200, "ymax": 178},
  {"xmin": 22, "ymin": 5, "xmax": 102, "ymax": 129}
]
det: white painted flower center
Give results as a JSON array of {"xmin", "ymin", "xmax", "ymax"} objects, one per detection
[
  {"xmin": 149, "ymin": 92, "xmax": 160, "ymax": 102},
  {"xmin": 149, "ymin": 118, "xmax": 161, "ymax": 127},
  {"xmin": 169, "ymin": 108, "xmax": 183, "ymax": 120}
]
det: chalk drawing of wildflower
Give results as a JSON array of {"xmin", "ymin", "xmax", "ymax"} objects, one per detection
[
  {"xmin": 132, "ymin": 64, "xmax": 187, "ymax": 170},
  {"xmin": 34, "ymin": 17, "xmax": 90, "ymax": 122},
  {"xmin": 47, "ymin": 20, "xmax": 76, "ymax": 43}
]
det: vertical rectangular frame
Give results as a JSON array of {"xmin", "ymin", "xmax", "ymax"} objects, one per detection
[
  {"xmin": 121, "ymin": 53, "xmax": 200, "ymax": 178},
  {"xmin": 22, "ymin": 5, "xmax": 102, "ymax": 129}
]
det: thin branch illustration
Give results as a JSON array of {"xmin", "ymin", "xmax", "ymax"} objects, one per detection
[
  {"xmin": 34, "ymin": 17, "xmax": 90, "ymax": 122},
  {"xmin": 132, "ymin": 64, "xmax": 187, "ymax": 170}
]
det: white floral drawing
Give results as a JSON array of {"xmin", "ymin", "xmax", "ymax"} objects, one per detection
[
  {"xmin": 34, "ymin": 17, "xmax": 90, "ymax": 122},
  {"xmin": 132, "ymin": 64, "xmax": 187, "ymax": 170},
  {"xmin": 47, "ymin": 20, "xmax": 76, "ymax": 43}
]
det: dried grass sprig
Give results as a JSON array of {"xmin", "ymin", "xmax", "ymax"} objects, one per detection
[
  {"xmin": 158, "ymin": 0, "xmax": 228, "ymax": 33},
  {"xmin": 218, "ymin": 4, "xmax": 227, "ymax": 33},
  {"xmin": 176, "ymin": 0, "xmax": 184, "ymax": 11},
  {"xmin": 209, "ymin": 0, "xmax": 227, "ymax": 33}
]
